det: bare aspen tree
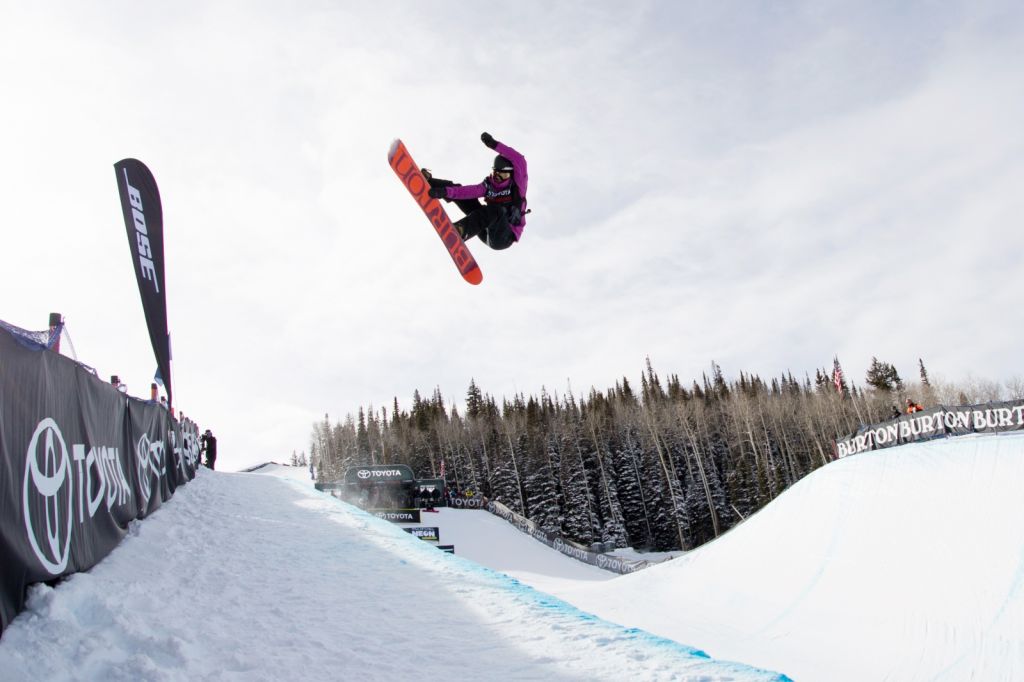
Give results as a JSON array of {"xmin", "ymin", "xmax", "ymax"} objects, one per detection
[{"xmin": 676, "ymin": 404, "xmax": 720, "ymax": 537}]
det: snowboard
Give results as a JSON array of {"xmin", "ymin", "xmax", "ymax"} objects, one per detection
[{"xmin": 388, "ymin": 139, "xmax": 483, "ymax": 285}]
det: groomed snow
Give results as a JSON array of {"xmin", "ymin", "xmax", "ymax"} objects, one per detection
[
  {"xmin": 0, "ymin": 463, "xmax": 786, "ymax": 681},
  {"xmin": 550, "ymin": 433, "xmax": 1024, "ymax": 681},
  {"xmin": 2, "ymin": 434, "xmax": 1022, "ymax": 681}
]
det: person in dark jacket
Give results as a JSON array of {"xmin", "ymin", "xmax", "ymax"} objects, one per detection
[
  {"xmin": 424, "ymin": 132, "xmax": 528, "ymax": 250},
  {"xmin": 200, "ymin": 429, "xmax": 217, "ymax": 470}
]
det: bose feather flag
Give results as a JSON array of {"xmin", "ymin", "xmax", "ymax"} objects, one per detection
[{"xmin": 114, "ymin": 158, "xmax": 172, "ymax": 408}]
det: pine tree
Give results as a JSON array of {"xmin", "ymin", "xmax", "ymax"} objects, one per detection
[
  {"xmin": 559, "ymin": 440, "xmax": 595, "ymax": 545},
  {"xmin": 643, "ymin": 357, "xmax": 666, "ymax": 404},
  {"xmin": 311, "ymin": 355, "xmax": 1001, "ymax": 556},
  {"xmin": 712, "ymin": 362, "xmax": 730, "ymax": 398},
  {"xmin": 866, "ymin": 357, "xmax": 895, "ymax": 392},
  {"xmin": 918, "ymin": 358, "xmax": 938, "ymax": 406},
  {"xmin": 523, "ymin": 449, "xmax": 561, "ymax": 533},
  {"xmin": 691, "ymin": 380, "xmax": 705, "ymax": 401},
  {"xmin": 607, "ymin": 423, "xmax": 655, "ymax": 549},
  {"xmin": 489, "ymin": 440, "xmax": 525, "ymax": 515},
  {"xmin": 814, "ymin": 368, "xmax": 829, "ymax": 394},
  {"xmin": 356, "ymin": 407, "xmax": 371, "ymax": 463},
  {"xmin": 578, "ymin": 393, "xmax": 628, "ymax": 547},
  {"xmin": 891, "ymin": 365, "xmax": 905, "ymax": 393}
]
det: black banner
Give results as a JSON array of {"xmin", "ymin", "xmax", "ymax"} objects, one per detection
[
  {"xmin": 449, "ymin": 496, "xmax": 488, "ymax": 510},
  {"xmin": 371, "ymin": 509, "xmax": 420, "ymax": 523},
  {"xmin": 127, "ymin": 397, "xmax": 174, "ymax": 517},
  {"xmin": 0, "ymin": 322, "xmax": 198, "ymax": 636},
  {"xmin": 172, "ymin": 418, "xmax": 203, "ymax": 489},
  {"xmin": 344, "ymin": 465, "xmax": 415, "ymax": 484},
  {"xmin": 114, "ymin": 158, "xmax": 172, "ymax": 407},
  {"xmin": 404, "ymin": 527, "xmax": 440, "ymax": 542},
  {"xmin": 835, "ymin": 400, "xmax": 1024, "ymax": 458}
]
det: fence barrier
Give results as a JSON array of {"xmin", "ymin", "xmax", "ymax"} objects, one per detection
[
  {"xmin": 835, "ymin": 400, "xmax": 1024, "ymax": 458},
  {"xmin": 0, "ymin": 321, "xmax": 201, "ymax": 636}
]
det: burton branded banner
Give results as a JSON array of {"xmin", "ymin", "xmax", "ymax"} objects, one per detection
[
  {"xmin": 0, "ymin": 321, "xmax": 198, "ymax": 636},
  {"xmin": 114, "ymin": 158, "xmax": 172, "ymax": 407},
  {"xmin": 835, "ymin": 400, "xmax": 1024, "ymax": 458}
]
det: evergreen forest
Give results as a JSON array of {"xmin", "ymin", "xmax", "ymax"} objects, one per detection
[{"xmin": 308, "ymin": 358, "xmax": 1018, "ymax": 551}]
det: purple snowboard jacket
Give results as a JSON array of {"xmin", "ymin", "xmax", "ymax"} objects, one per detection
[{"xmin": 444, "ymin": 141, "xmax": 529, "ymax": 241}]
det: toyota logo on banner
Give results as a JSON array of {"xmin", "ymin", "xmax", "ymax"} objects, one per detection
[
  {"xmin": 356, "ymin": 468, "xmax": 402, "ymax": 479},
  {"xmin": 23, "ymin": 418, "xmax": 74, "ymax": 575},
  {"xmin": 135, "ymin": 433, "xmax": 166, "ymax": 508}
]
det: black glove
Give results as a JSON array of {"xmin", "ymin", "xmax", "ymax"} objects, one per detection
[
  {"xmin": 481, "ymin": 132, "xmax": 498, "ymax": 149},
  {"xmin": 428, "ymin": 187, "xmax": 447, "ymax": 199}
]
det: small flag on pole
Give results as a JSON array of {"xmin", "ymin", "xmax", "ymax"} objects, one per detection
[{"xmin": 832, "ymin": 357, "xmax": 844, "ymax": 393}]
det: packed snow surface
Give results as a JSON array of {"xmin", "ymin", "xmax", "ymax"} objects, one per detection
[
  {"xmin": 0, "ymin": 465, "xmax": 784, "ymax": 681},
  {"xmin": 553, "ymin": 433, "xmax": 1024, "ymax": 681},
  {"xmin": 2, "ymin": 434, "xmax": 1023, "ymax": 681}
]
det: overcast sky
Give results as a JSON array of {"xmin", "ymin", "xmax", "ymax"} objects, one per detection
[{"xmin": 3, "ymin": 1, "xmax": 1023, "ymax": 472}]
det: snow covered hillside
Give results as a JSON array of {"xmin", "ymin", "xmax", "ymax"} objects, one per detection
[
  {"xmin": 0, "ymin": 463, "xmax": 786, "ymax": 681},
  {"xmin": 551, "ymin": 433, "xmax": 1024, "ymax": 681},
  {"xmin": 2, "ymin": 434, "xmax": 1022, "ymax": 681}
]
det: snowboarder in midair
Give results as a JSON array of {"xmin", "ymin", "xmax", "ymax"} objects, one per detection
[{"xmin": 424, "ymin": 132, "xmax": 528, "ymax": 250}]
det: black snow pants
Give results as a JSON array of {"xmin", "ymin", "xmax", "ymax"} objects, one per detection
[{"xmin": 426, "ymin": 176, "xmax": 517, "ymax": 251}]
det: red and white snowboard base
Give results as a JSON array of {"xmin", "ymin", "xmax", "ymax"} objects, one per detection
[{"xmin": 388, "ymin": 139, "xmax": 483, "ymax": 285}]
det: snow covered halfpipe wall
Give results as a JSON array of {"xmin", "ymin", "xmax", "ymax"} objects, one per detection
[
  {"xmin": 0, "ymin": 321, "xmax": 201, "ymax": 636},
  {"xmin": 487, "ymin": 500, "xmax": 655, "ymax": 574}
]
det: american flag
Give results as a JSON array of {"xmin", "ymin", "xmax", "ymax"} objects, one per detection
[
  {"xmin": 439, "ymin": 458, "xmax": 445, "ymax": 480},
  {"xmin": 832, "ymin": 357, "xmax": 844, "ymax": 393}
]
